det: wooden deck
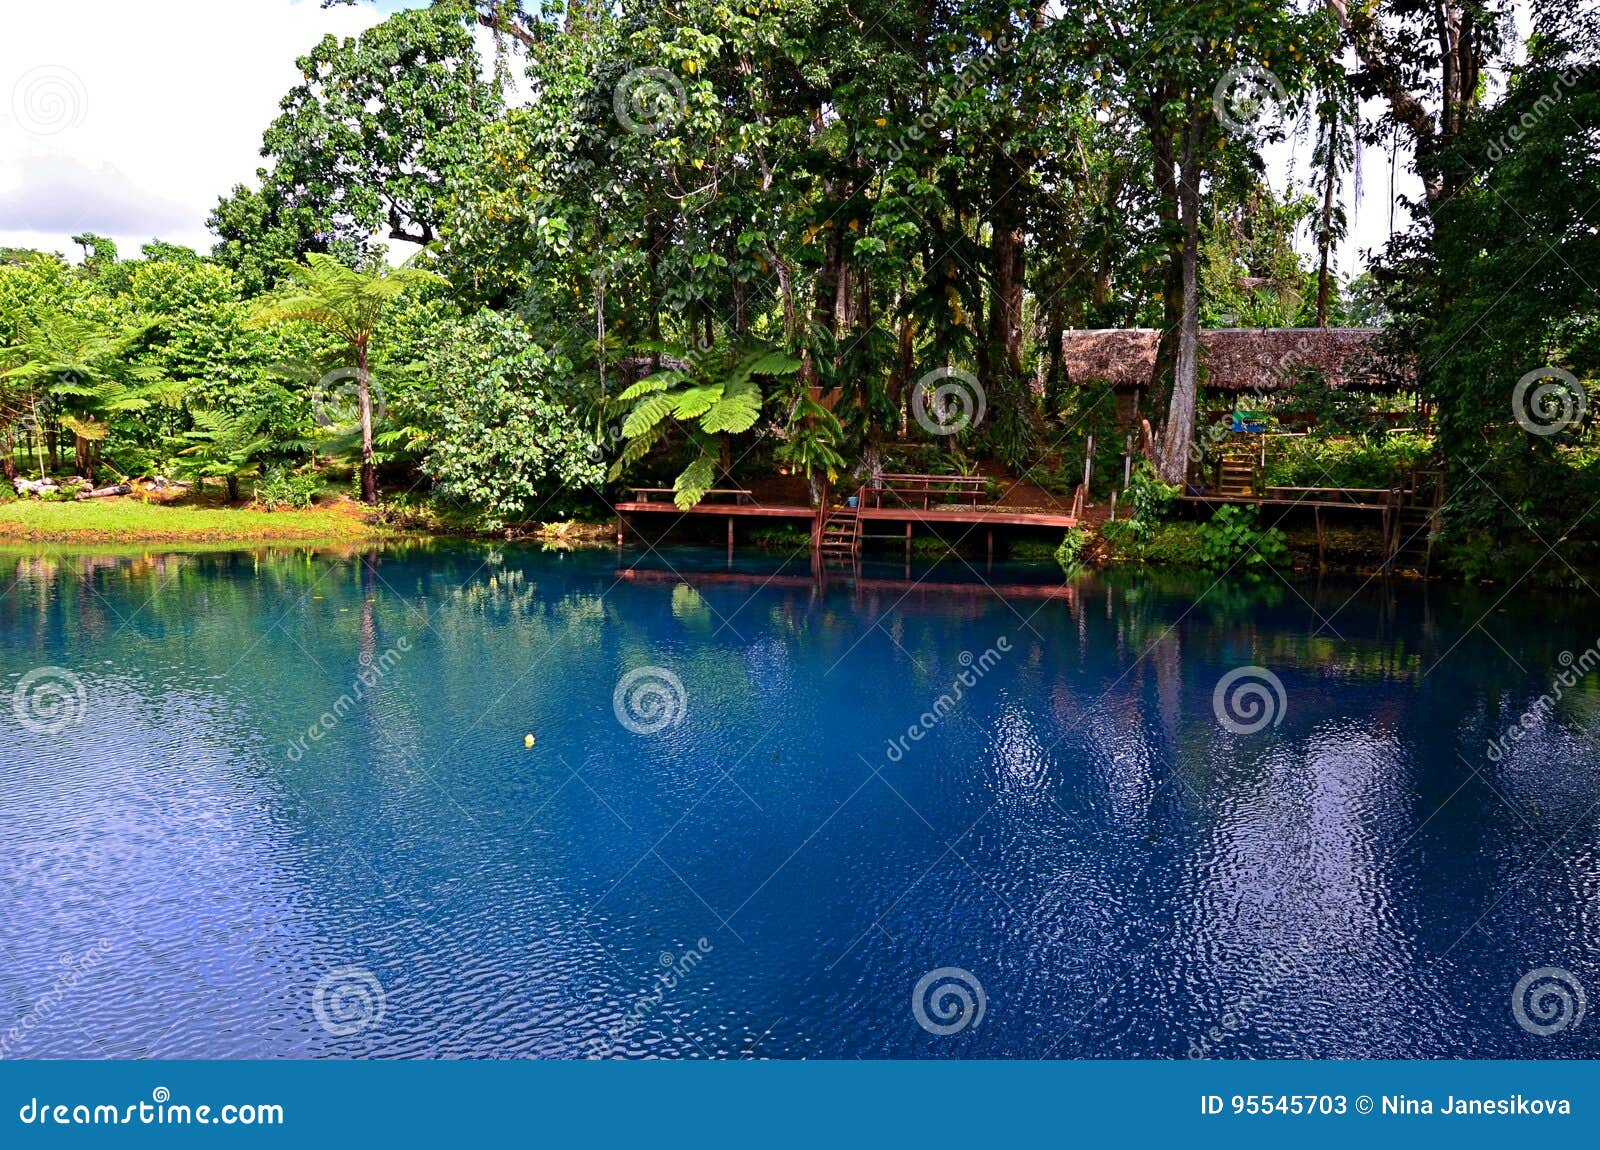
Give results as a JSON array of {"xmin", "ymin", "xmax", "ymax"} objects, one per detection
[
  {"xmin": 860, "ymin": 506, "xmax": 1077, "ymax": 527},
  {"xmin": 614, "ymin": 501, "xmax": 1078, "ymax": 528},
  {"xmin": 614, "ymin": 501, "xmax": 813, "ymax": 519},
  {"xmin": 616, "ymin": 471, "xmax": 1080, "ymax": 564},
  {"xmin": 1177, "ymin": 468, "xmax": 1447, "ymax": 572},
  {"xmin": 1177, "ymin": 494, "xmax": 1393, "ymax": 512}
]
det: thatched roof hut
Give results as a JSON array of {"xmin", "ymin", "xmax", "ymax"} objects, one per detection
[{"xmin": 1062, "ymin": 327, "xmax": 1408, "ymax": 394}]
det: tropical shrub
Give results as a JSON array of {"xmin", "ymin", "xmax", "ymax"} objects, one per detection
[
  {"xmin": 1054, "ymin": 527, "xmax": 1092, "ymax": 576},
  {"xmin": 419, "ymin": 311, "xmax": 603, "ymax": 531},
  {"xmin": 773, "ymin": 394, "xmax": 847, "ymax": 506},
  {"xmin": 1197, "ymin": 505, "xmax": 1290, "ymax": 576},
  {"xmin": 1120, "ymin": 461, "xmax": 1179, "ymax": 549},
  {"xmin": 176, "ymin": 402, "xmax": 279, "ymax": 501},
  {"xmin": 255, "ymin": 467, "xmax": 322, "ymax": 510},
  {"xmin": 1100, "ymin": 520, "xmax": 1204, "ymax": 566},
  {"xmin": 1264, "ymin": 431, "xmax": 1432, "ymax": 490}
]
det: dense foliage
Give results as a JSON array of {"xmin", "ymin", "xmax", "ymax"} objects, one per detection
[
  {"xmin": 1371, "ymin": 4, "xmax": 1600, "ymax": 577},
  {"xmin": 1, "ymin": 0, "xmax": 1595, "ymax": 561},
  {"xmin": 1196, "ymin": 504, "xmax": 1290, "ymax": 576},
  {"xmin": 418, "ymin": 310, "xmax": 604, "ymax": 528}
]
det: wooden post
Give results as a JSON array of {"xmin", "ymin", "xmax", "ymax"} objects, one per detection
[
  {"xmin": 1109, "ymin": 491, "xmax": 1118, "ymax": 521},
  {"xmin": 986, "ymin": 529, "xmax": 994, "ymax": 568},
  {"xmin": 727, "ymin": 516, "xmax": 734, "ymax": 559},
  {"xmin": 615, "ymin": 513, "xmax": 624, "ymax": 546},
  {"xmin": 1083, "ymin": 435, "xmax": 1094, "ymax": 495},
  {"xmin": 905, "ymin": 521, "xmax": 912, "ymax": 564}
]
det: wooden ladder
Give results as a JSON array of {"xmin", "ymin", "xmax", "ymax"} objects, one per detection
[
  {"xmin": 1216, "ymin": 455, "xmax": 1257, "ymax": 499},
  {"xmin": 1387, "ymin": 504, "xmax": 1442, "ymax": 574},
  {"xmin": 817, "ymin": 501, "xmax": 862, "ymax": 562}
]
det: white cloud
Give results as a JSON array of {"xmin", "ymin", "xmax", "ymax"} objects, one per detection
[{"xmin": 0, "ymin": 0, "xmax": 387, "ymax": 260}]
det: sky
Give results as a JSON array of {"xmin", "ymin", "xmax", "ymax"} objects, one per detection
[
  {"xmin": 2, "ymin": 0, "xmax": 1420, "ymax": 277},
  {"xmin": 0, "ymin": 0, "xmax": 390, "ymax": 259}
]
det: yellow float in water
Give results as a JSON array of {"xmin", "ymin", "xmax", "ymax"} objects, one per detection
[{"xmin": 524, "ymin": 733, "xmax": 536, "ymax": 749}]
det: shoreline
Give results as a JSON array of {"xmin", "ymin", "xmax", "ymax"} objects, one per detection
[
  {"xmin": 0, "ymin": 496, "xmax": 623, "ymax": 551},
  {"xmin": 0, "ymin": 498, "xmax": 1586, "ymax": 586}
]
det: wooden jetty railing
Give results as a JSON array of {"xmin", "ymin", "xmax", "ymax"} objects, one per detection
[
  {"xmin": 619, "ymin": 471, "xmax": 1077, "ymax": 561},
  {"xmin": 862, "ymin": 473, "xmax": 988, "ymax": 509}
]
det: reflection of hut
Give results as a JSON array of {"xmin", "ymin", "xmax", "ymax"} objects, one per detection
[{"xmin": 1062, "ymin": 328, "xmax": 1411, "ymax": 423}]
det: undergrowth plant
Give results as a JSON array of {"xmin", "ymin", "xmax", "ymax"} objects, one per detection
[
  {"xmin": 1055, "ymin": 527, "xmax": 1092, "ymax": 577},
  {"xmin": 1197, "ymin": 504, "xmax": 1289, "ymax": 577}
]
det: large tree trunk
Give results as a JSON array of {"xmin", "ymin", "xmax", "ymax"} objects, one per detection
[
  {"xmin": 891, "ymin": 305, "xmax": 916, "ymax": 434},
  {"xmin": 646, "ymin": 208, "xmax": 663, "ymax": 372},
  {"xmin": 1316, "ymin": 178, "xmax": 1336, "ymax": 325},
  {"xmin": 1316, "ymin": 109, "xmax": 1338, "ymax": 327},
  {"xmin": 1158, "ymin": 128, "xmax": 1204, "ymax": 486},
  {"xmin": 1042, "ymin": 294, "xmax": 1067, "ymax": 417},
  {"xmin": 802, "ymin": 192, "xmax": 844, "ymax": 393},
  {"xmin": 984, "ymin": 160, "xmax": 1030, "ymax": 453},
  {"xmin": 1147, "ymin": 112, "xmax": 1183, "ymax": 406},
  {"xmin": 357, "ymin": 340, "xmax": 378, "ymax": 505}
]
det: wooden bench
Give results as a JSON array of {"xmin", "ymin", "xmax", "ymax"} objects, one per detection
[
  {"xmin": 866, "ymin": 473, "xmax": 988, "ymax": 509},
  {"xmin": 629, "ymin": 487, "xmax": 754, "ymax": 505},
  {"xmin": 1263, "ymin": 486, "xmax": 1395, "ymax": 506}
]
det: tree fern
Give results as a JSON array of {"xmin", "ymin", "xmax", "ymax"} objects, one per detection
[
  {"xmin": 249, "ymin": 252, "xmax": 442, "ymax": 503},
  {"xmin": 604, "ymin": 341, "xmax": 798, "ymax": 507}
]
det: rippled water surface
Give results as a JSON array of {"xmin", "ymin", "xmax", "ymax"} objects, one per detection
[{"xmin": 2, "ymin": 542, "xmax": 1598, "ymax": 1058}]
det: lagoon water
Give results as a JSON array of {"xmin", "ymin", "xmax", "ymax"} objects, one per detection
[{"xmin": 2, "ymin": 542, "xmax": 1597, "ymax": 1058}]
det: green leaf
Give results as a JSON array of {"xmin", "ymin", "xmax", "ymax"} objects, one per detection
[
  {"xmin": 741, "ymin": 349, "xmax": 802, "ymax": 378},
  {"xmin": 673, "ymin": 455, "xmax": 716, "ymax": 509},
  {"xmin": 607, "ymin": 425, "xmax": 663, "ymax": 481},
  {"xmin": 614, "ymin": 371, "xmax": 682, "ymax": 404},
  {"xmin": 621, "ymin": 391, "xmax": 680, "ymax": 438},
  {"xmin": 699, "ymin": 375, "xmax": 763, "ymax": 434},
  {"xmin": 671, "ymin": 383, "xmax": 725, "ymax": 419}
]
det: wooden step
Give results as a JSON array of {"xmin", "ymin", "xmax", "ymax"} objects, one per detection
[{"xmin": 814, "ymin": 496, "xmax": 862, "ymax": 559}]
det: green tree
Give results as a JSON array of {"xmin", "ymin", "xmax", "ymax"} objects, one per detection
[
  {"xmin": 0, "ymin": 310, "xmax": 171, "ymax": 478},
  {"xmin": 1066, "ymin": 0, "xmax": 1334, "ymax": 482},
  {"xmin": 416, "ymin": 310, "xmax": 604, "ymax": 530},
  {"xmin": 177, "ymin": 396, "xmax": 286, "ymax": 502},
  {"xmin": 212, "ymin": 4, "xmax": 500, "ymax": 291},
  {"xmin": 1378, "ymin": 3, "xmax": 1599, "ymax": 572},
  {"xmin": 250, "ymin": 253, "xmax": 442, "ymax": 504}
]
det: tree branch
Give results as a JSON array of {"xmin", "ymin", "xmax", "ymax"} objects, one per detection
[{"xmin": 1327, "ymin": 0, "xmax": 1437, "ymax": 154}]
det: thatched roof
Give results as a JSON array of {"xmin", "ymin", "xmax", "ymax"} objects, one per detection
[{"xmin": 1062, "ymin": 327, "xmax": 1408, "ymax": 393}]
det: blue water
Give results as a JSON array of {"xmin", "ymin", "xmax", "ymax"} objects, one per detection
[{"xmin": 2, "ymin": 542, "xmax": 1597, "ymax": 1059}]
